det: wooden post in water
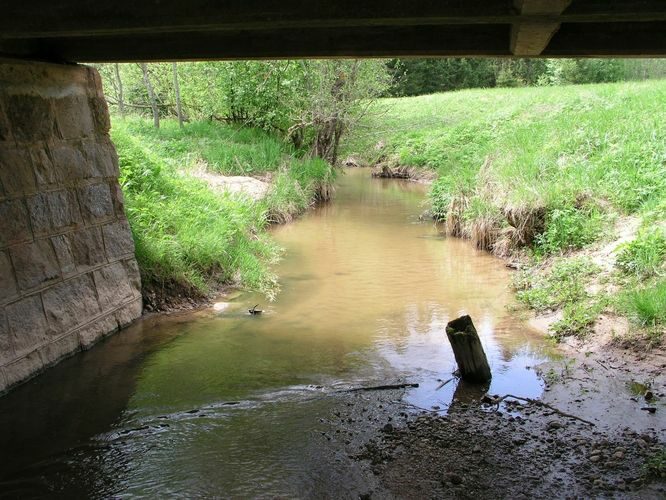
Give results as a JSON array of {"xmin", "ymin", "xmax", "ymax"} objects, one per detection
[{"xmin": 445, "ymin": 315, "xmax": 492, "ymax": 383}]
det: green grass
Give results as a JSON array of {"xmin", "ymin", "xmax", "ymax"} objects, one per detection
[
  {"xmin": 112, "ymin": 118, "xmax": 335, "ymax": 304},
  {"xmin": 621, "ymin": 279, "xmax": 666, "ymax": 328},
  {"xmin": 114, "ymin": 118, "xmax": 291, "ymax": 175},
  {"xmin": 347, "ymin": 80, "xmax": 666, "ymax": 246},
  {"xmin": 644, "ymin": 448, "xmax": 666, "ymax": 479},
  {"xmin": 616, "ymin": 228, "xmax": 666, "ymax": 278},
  {"xmin": 346, "ymin": 80, "xmax": 666, "ymax": 341},
  {"xmin": 513, "ymin": 257, "xmax": 604, "ymax": 339}
]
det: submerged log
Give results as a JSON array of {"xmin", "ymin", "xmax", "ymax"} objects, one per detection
[{"xmin": 445, "ymin": 315, "xmax": 492, "ymax": 383}]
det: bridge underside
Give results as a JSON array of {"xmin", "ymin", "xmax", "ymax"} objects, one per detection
[
  {"xmin": 1, "ymin": 0, "xmax": 665, "ymax": 62},
  {"xmin": 0, "ymin": 0, "xmax": 665, "ymax": 395}
]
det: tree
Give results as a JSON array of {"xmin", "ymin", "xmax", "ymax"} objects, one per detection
[
  {"xmin": 172, "ymin": 63, "xmax": 184, "ymax": 127},
  {"xmin": 140, "ymin": 63, "xmax": 160, "ymax": 128},
  {"xmin": 114, "ymin": 64, "xmax": 125, "ymax": 118},
  {"xmin": 288, "ymin": 60, "xmax": 391, "ymax": 164}
]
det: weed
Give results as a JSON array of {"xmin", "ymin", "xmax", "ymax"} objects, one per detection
[
  {"xmin": 644, "ymin": 448, "xmax": 666, "ymax": 479},
  {"xmin": 616, "ymin": 228, "xmax": 666, "ymax": 277},
  {"xmin": 535, "ymin": 205, "xmax": 605, "ymax": 255},
  {"xmin": 620, "ymin": 279, "xmax": 666, "ymax": 330}
]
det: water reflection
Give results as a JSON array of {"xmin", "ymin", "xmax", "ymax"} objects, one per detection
[{"xmin": 0, "ymin": 168, "xmax": 552, "ymax": 496}]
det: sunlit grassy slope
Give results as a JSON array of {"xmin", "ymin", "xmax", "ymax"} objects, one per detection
[
  {"xmin": 347, "ymin": 80, "xmax": 666, "ymax": 341},
  {"xmin": 111, "ymin": 118, "xmax": 335, "ymax": 306}
]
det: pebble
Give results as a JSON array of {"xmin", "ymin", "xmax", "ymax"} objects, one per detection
[
  {"xmin": 613, "ymin": 451, "xmax": 625, "ymax": 459},
  {"xmin": 590, "ymin": 455, "xmax": 602, "ymax": 463}
]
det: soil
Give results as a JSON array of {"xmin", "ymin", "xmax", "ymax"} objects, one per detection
[
  {"xmin": 191, "ymin": 169, "xmax": 270, "ymax": 200},
  {"xmin": 321, "ymin": 376, "xmax": 665, "ymax": 499}
]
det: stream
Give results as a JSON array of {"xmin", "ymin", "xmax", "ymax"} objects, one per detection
[{"xmin": 0, "ymin": 168, "xmax": 553, "ymax": 497}]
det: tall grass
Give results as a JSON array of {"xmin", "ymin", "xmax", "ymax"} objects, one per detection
[
  {"xmin": 115, "ymin": 118, "xmax": 290, "ymax": 175},
  {"xmin": 111, "ymin": 118, "xmax": 334, "ymax": 305},
  {"xmin": 621, "ymin": 280, "xmax": 666, "ymax": 329}
]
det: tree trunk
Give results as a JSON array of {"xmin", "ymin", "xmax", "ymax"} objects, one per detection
[
  {"xmin": 114, "ymin": 63, "xmax": 125, "ymax": 118},
  {"xmin": 445, "ymin": 315, "xmax": 492, "ymax": 383},
  {"xmin": 172, "ymin": 62, "xmax": 184, "ymax": 128},
  {"xmin": 140, "ymin": 63, "xmax": 159, "ymax": 129}
]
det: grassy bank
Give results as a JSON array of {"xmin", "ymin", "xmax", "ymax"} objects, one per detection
[
  {"xmin": 347, "ymin": 80, "xmax": 666, "ymax": 344},
  {"xmin": 111, "ymin": 118, "xmax": 335, "ymax": 308}
]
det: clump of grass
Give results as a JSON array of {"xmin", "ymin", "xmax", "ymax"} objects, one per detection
[
  {"xmin": 113, "ymin": 124, "xmax": 281, "ymax": 302},
  {"xmin": 620, "ymin": 279, "xmax": 666, "ymax": 329},
  {"xmin": 616, "ymin": 228, "xmax": 666, "ymax": 277},
  {"xmin": 263, "ymin": 157, "xmax": 337, "ymax": 223},
  {"xmin": 514, "ymin": 257, "xmax": 598, "ymax": 312},
  {"xmin": 644, "ymin": 448, "xmax": 666, "ymax": 479}
]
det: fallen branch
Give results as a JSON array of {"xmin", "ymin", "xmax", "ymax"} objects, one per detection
[
  {"xmin": 392, "ymin": 400, "xmax": 449, "ymax": 414},
  {"xmin": 594, "ymin": 359, "xmax": 609, "ymax": 371},
  {"xmin": 486, "ymin": 393, "xmax": 596, "ymax": 427},
  {"xmin": 435, "ymin": 377, "xmax": 456, "ymax": 391},
  {"xmin": 340, "ymin": 383, "xmax": 419, "ymax": 393}
]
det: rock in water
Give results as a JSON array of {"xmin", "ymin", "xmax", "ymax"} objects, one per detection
[{"xmin": 445, "ymin": 315, "xmax": 492, "ymax": 383}]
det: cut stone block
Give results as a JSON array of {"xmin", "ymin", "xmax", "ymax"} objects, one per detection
[
  {"xmin": 10, "ymin": 239, "xmax": 60, "ymax": 291},
  {"xmin": 42, "ymin": 274, "xmax": 100, "ymax": 334},
  {"xmin": 4, "ymin": 94, "xmax": 55, "ymax": 142},
  {"xmin": 0, "ymin": 199, "xmax": 32, "ymax": 247},
  {"xmin": 27, "ymin": 189, "xmax": 82, "ymax": 236},
  {"xmin": 6, "ymin": 295, "xmax": 49, "ymax": 357},
  {"xmin": 38, "ymin": 333, "xmax": 80, "ymax": 366},
  {"xmin": 0, "ymin": 251, "xmax": 18, "ymax": 304},
  {"xmin": 0, "ymin": 307, "xmax": 14, "ymax": 365},
  {"xmin": 0, "ymin": 145, "xmax": 36, "ymax": 196},
  {"xmin": 78, "ymin": 313, "xmax": 118, "ymax": 349},
  {"xmin": 54, "ymin": 95, "xmax": 94, "ymax": 140},
  {"xmin": 78, "ymin": 182, "xmax": 114, "ymax": 224},
  {"xmin": 94, "ymin": 261, "xmax": 133, "ymax": 311},
  {"xmin": 69, "ymin": 226, "xmax": 106, "ymax": 271},
  {"xmin": 103, "ymin": 219, "xmax": 135, "ymax": 260}
]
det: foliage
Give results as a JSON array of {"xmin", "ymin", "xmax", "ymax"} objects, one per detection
[
  {"xmin": 535, "ymin": 205, "xmax": 605, "ymax": 255},
  {"xmin": 616, "ymin": 228, "xmax": 666, "ymax": 278},
  {"xmin": 385, "ymin": 58, "xmax": 666, "ymax": 97},
  {"xmin": 514, "ymin": 258, "xmax": 602, "ymax": 339},
  {"xmin": 95, "ymin": 60, "xmax": 390, "ymax": 164},
  {"xmin": 110, "ymin": 117, "xmax": 334, "ymax": 301},
  {"xmin": 644, "ymin": 448, "xmax": 666, "ymax": 478},
  {"xmin": 620, "ymin": 279, "xmax": 666, "ymax": 329}
]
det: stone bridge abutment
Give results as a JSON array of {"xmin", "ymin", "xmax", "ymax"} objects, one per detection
[{"xmin": 0, "ymin": 59, "xmax": 142, "ymax": 394}]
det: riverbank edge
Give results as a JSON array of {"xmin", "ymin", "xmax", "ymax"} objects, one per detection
[{"xmin": 141, "ymin": 176, "xmax": 334, "ymax": 314}]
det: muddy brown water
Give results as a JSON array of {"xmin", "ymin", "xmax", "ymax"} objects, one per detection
[{"xmin": 0, "ymin": 168, "xmax": 554, "ymax": 497}]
